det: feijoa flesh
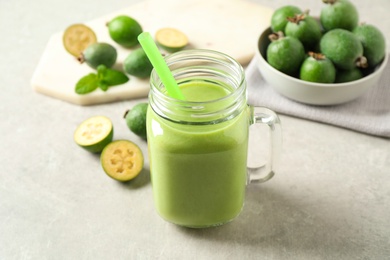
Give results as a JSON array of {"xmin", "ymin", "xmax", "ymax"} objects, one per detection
[
  {"xmin": 320, "ymin": 29, "xmax": 367, "ymax": 70},
  {"xmin": 285, "ymin": 13, "xmax": 322, "ymax": 50},
  {"xmin": 300, "ymin": 52, "xmax": 336, "ymax": 83},
  {"xmin": 271, "ymin": 5, "xmax": 302, "ymax": 33},
  {"xmin": 353, "ymin": 24, "xmax": 386, "ymax": 67},
  {"xmin": 100, "ymin": 140, "xmax": 144, "ymax": 182},
  {"xmin": 320, "ymin": 0, "xmax": 359, "ymax": 31},
  {"xmin": 63, "ymin": 24, "xmax": 97, "ymax": 57},
  {"xmin": 155, "ymin": 28, "xmax": 188, "ymax": 52},
  {"xmin": 78, "ymin": 42, "xmax": 117, "ymax": 69},
  {"xmin": 266, "ymin": 33, "xmax": 305, "ymax": 76},
  {"xmin": 74, "ymin": 116, "xmax": 113, "ymax": 153}
]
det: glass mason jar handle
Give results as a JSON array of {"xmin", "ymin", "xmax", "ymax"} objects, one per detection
[{"xmin": 248, "ymin": 106, "xmax": 282, "ymax": 183}]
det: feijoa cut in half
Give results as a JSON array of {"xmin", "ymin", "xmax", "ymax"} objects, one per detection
[
  {"xmin": 300, "ymin": 52, "xmax": 336, "ymax": 83},
  {"xmin": 74, "ymin": 116, "xmax": 113, "ymax": 153},
  {"xmin": 320, "ymin": 29, "xmax": 367, "ymax": 70},
  {"xmin": 100, "ymin": 140, "xmax": 144, "ymax": 182},
  {"xmin": 266, "ymin": 32, "xmax": 305, "ymax": 76},
  {"xmin": 353, "ymin": 24, "xmax": 386, "ymax": 67},
  {"xmin": 78, "ymin": 42, "xmax": 117, "ymax": 69},
  {"xmin": 320, "ymin": 0, "xmax": 359, "ymax": 31},
  {"xmin": 155, "ymin": 28, "xmax": 189, "ymax": 52},
  {"xmin": 63, "ymin": 24, "xmax": 97, "ymax": 57}
]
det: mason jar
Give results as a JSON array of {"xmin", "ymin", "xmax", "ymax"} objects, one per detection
[{"xmin": 147, "ymin": 49, "xmax": 281, "ymax": 228}]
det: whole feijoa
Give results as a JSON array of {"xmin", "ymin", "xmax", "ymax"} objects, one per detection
[
  {"xmin": 320, "ymin": 0, "xmax": 359, "ymax": 31},
  {"xmin": 320, "ymin": 29, "xmax": 367, "ymax": 70},
  {"xmin": 353, "ymin": 24, "xmax": 386, "ymax": 67},
  {"xmin": 123, "ymin": 48, "xmax": 153, "ymax": 78},
  {"xmin": 271, "ymin": 5, "xmax": 302, "ymax": 33},
  {"xmin": 300, "ymin": 52, "xmax": 336, "ymax": 83},
  {"xmin": 107, "ymin": 15, "xmax": 143, "ymax": 48},
  {"xmin": 266, "ymin": 33, "xmax": 305, "ymax": 76},
  {"xmin": 124, "ymin": 103, "xmax": 148, "ymax": 139},
  {"xmin": 285, "ymin": 13, "xmax": 322, "ymax": 50},
  {"xmin": 335, "ymin": 68, "xmax": 363, "ymax": 83},
  {"xmin": 78, "ymin": 42, "xmax": 117, "ymax": 69}
]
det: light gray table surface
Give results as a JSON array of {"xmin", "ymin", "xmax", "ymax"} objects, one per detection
[{"xmin": 1, "ymin": 0, "xmax": 389, "ymax": 259}]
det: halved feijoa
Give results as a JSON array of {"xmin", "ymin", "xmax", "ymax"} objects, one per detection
[
  {"xmin": 100, "ymin": 140, "xmax": 144, "ymax": 182},
  {"xmin": 74, "ymin": 116, "xmax": 113, "ymax": 153},
  {"xmin": 63, "ymin": 24, "xmax": 97, "ymax": 57},
  {"xmin": 155, "ymin": 28, "xmax": 188, "ymax": 52}
]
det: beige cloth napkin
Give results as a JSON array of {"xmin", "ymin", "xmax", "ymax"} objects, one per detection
[{"xmin": 245, "ymin": 55, "xmax": 390, "ymax": 138}]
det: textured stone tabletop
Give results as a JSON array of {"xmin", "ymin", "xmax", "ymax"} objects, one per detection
[{"xmin": 1, "ymin": 0, "xmax": 389, "ymax": 259}]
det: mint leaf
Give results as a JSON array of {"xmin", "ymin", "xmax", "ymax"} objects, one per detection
[
  {"xmin": 97, "ymin": 65, "xmax": 129, "ymax": 87},
  {"xmin": 98, "ymin": 81, "xmax": 109, "ymax": 91},
  {"xmin": 105, "ymin": 70, "xmax": 129, "ymax": 86},
  {"xmin": 75, "ymin": 73, "xmax": 98, "ymax": 94}
]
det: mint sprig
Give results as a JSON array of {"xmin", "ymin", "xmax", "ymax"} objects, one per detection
[{"xmin": 75, "ymin": 65, "xmax": 129, "ymax": 95}]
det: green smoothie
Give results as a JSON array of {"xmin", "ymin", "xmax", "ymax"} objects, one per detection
[{"xmin": 147, "ymin": 80, "xmax": 249, "ymax": 227}]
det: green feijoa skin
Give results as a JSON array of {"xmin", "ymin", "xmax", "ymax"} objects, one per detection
[
  {"xmin": 107, "ymin": 15, "xmax": 143, "ymax": 48},
  {"xmin": 124, "ymin": 103, "xmax": 148, "ymax": 139},
  {"xmin": 266, "ymin": 33, "xmax": 305, "ymax": 77},
  {"xmin": 271, "ymin": 5, "xmax": 302, "ymax": 33},
  {"xmin": 78, "ymin": 42, "xmax": 117, "ymax": 69},
  {"xmin": 123, "ymin": 48, "xmax": 153, "ymax": 78},
  {"xmin": 285, "ymin": 14, "xmax": 322, "ymax": 50},
  {"xmin": 335, "ymin": 68, "xmax": 363, "ymax": 83},
  {"xmin": 300, "ymin": 52, "xmax": 336, "ymax": 83},
  {"xmin": 320, "ymin": 29, "xmax": 366, "ymax": 70},
  {"xmin": 353, "ymin": 24, "xmax": 386, "ymax": 68},
  {"xmin": 320, "ymin": 0, "xmax": 359, "ymax": 31}
]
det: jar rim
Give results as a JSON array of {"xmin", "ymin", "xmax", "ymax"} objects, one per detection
[
  {"xmin": 149, "ymin": 49, "xmax": 247, "ymax": 124},
  {"xmin": 150, "ymin": 49, "xmax": 245, "ymax": 105}
]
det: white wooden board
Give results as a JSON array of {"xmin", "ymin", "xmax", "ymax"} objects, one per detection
[{"xmin": 31, "ymin": 0, "xmax": 273, "ymax": 105}]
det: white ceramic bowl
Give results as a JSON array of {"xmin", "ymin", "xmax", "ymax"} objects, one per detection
[{"xmin": 256, "ymin": 27, "xmax": 388, "ymax": 105}]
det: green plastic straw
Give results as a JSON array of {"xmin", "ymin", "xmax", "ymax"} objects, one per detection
[{"xmin": 138, "ymin": 32, "xmax": 185, "ymax": 100}]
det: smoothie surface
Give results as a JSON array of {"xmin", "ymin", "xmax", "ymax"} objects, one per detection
[{"xmin": 179, "ymin": 80, "xmax": 230, "ymax": 102}]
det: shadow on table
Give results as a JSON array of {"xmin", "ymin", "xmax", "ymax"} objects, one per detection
[
  {"xmin": 176, "ymin": 185, "xmax": 363, "ymax": 258},
  {"xmin": 117, "ymin": 166, "xmax": 151, "ymax": 189}
]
